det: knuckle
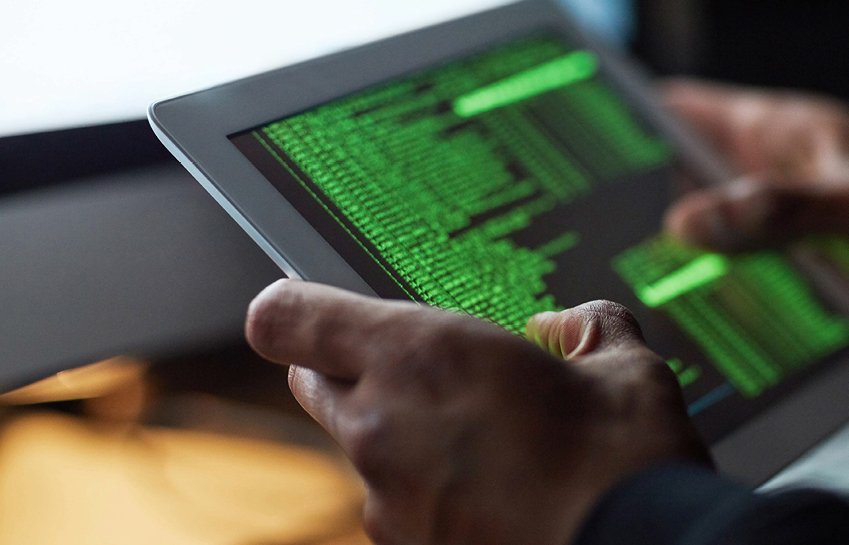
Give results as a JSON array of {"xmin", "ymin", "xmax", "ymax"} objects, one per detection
[
  {"xmin": 598, "ymin": 349, "xmax": 686, "ymax": 417},
  {"xmin": 623, "ymin": 349, "xmax": 683, "ymax": 399},
  {"xmin": 640, "ymin": 353, "xmax": 679, "ymax": 387},
  {"xmin": 580, "ymin": 299, "xmax": 636, "ymax": 322},
  {"xmin": 397, "ymin": 311, "xmax": 516, "ymax": 390},
  {"xmin": 411, "ymin": 320, "xmax": 464, "ymax": 363},
  {"xmin": 407, "ymin": 308, "xmax": 464, "ymax": 342},
  {"xmin": 344, "ymin": 412, "xmax": 395, "ymax": 481},
  {"xmin": 578, "ymin": 300, "xmax": 644, "ymax": 342},
  {"xmin": 397, "ymin": 311, "xmax": 475, "ymax": 370}
]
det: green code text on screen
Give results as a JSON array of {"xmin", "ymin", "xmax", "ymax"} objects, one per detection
[{"xmin": 230, "ymin": 35, "xmax": 849, "ymax": 439}]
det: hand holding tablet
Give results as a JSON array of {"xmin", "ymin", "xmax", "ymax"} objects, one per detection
[{"xmin": 150, "ymin": 0, "xmax": 849, "ymax": 482}]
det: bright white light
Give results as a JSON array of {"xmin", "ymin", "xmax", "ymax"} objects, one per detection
[{"xmin": 0, "ymin": 0, "xmax": 508, "ymax": 137}]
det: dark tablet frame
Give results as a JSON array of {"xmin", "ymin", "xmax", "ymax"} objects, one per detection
[
  {"xmin": 149, "ymin": 0, "xmax": 726, "ymax": 291},
  {"xmin": 149, "ymin": 0, "xmax": 849, "ymax": 484}
]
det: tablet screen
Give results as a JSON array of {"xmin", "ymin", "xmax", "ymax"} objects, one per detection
[{"xmin": 230, "ymin": 34, "xmax": 849, "ymax": 441}]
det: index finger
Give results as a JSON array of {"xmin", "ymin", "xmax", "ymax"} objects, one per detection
[
  {"xmin": 245, "ymin": 279, "xmax": 417, "ymax": 380},
  {"xmin": 661, "ymin": 79, "xmax": 772, "ymax": 173},
  {"xmin": 662, "ymin": 80, "xmax": 742, "ymax": 149}
]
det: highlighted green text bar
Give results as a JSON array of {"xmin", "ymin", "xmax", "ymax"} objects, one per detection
[
  {"xmin": 637, "ymin": 254, "xmax": 730, "ymax": 308},
  {"xmin": 452, "ymin": 50, "xmax": 599, "ymax": 118},
  {"xmin": 536, "ymin": 231, "xmax": 581, "ymax": 258}
]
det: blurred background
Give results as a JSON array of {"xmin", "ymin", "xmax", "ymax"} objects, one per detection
[{"xmin": 2, "ymin": 1, "xmax": 848, "ymax": 543}]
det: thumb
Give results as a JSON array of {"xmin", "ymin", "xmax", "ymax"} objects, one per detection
[
  {"xmin": 665, "ymin": 177, "xmax": 849, "ymax": 251},
  {"xmin": 525, "ymin": 301, "xmax": 646, "ymax": 360}
]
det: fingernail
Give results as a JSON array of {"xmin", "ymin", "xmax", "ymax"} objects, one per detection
[
  {"xmin": 526, "ymin": 310, "xmax": 590, "ymax": 360},
  {"xmin": 673, "ymin": 179, "xmax": 762, "ymax": 250},
  {"xmin": 564, "ymin": 322, "xmax": 594, "ymax": 360},
  {"xmin": 723, "ymin": 178, "xmax": 773, "ymax": 236},
  {"xmin": 670, "ymin": 197, "xmax": 735, "ymax": 249},
  {"xmin": 526, "ymin": 311, "xmax": 559, "ymax": 348}
]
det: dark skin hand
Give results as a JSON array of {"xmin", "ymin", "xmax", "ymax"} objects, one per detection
[
  {"xmin": 244, "ymin": 79, "xmax": 849, "ymax": 544},
  {"xmin": 663, "ymin": 80, "xmax": 849, "ymax": 250},
  {"xmin": 246, "ymin": 280, "xmax": 711, "ymax": 545}
]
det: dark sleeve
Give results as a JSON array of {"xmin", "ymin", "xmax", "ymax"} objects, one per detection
[{"xmin": 574, "ymin": 464, "xmax": 849, "ymax": 545}]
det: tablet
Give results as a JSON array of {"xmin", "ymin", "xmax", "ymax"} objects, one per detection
[{"xmin": 149, "ymin": 0, "xmax": 849, "ymax": 483}]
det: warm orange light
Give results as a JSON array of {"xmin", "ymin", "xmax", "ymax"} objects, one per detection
[
  {"xmin": 0, "ymin": 357, "xmax": 146, "ymax": 405},
  {"xmin": 0, "ymin": 413, "xmax": 368, "ymax": 545}
]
